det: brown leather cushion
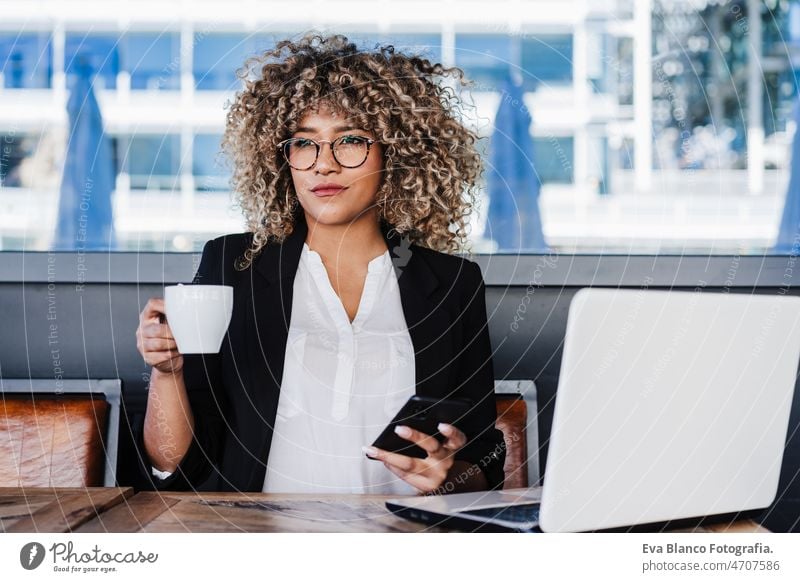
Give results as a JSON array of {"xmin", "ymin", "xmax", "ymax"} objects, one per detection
[
  {"xmin": 0, "ymin": 395, "xmax": 109, "ymax": 487},
  {"xmin": 495, "ymin": 395, "xmax": 528, "ymax": 489}
]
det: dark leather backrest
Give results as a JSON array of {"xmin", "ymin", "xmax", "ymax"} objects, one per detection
[
  {"xmin": 0, "ymin": 395, "xmax": 109, "ymax": 487},
  {"xmin": 495, "ymin": 394, "xmax": 528, "ymax": 489}
]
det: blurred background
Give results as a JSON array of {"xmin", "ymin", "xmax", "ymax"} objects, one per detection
[{"xmin": 2, "ymin": 0, "xmax": 800, "ymax": 254}]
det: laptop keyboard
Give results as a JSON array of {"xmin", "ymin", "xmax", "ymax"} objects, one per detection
[{"xmin": 460, "ymin": 502, "xmax": 540, "ymax": 524}]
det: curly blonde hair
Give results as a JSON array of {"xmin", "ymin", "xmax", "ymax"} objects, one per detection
[{"xmin": 221, "ymin": 32, "xmax": 483, "ymax": 270}]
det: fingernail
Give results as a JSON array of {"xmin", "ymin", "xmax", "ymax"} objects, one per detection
[
  {"xmin": 362, "ymin": 445, "xmax": 379, "ymax": 457},
  {"xmin": 394, "ymin": 425, "xmax": 411, "ymax": 437},
  {"xmin": 437, "ymin": 423, "xmax": 451, "ymax": 433}
]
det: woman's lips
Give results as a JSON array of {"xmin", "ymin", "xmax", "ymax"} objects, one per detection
[{"xmin": 311, "ymin": 186, "xmax": 347, "ymax": 197}]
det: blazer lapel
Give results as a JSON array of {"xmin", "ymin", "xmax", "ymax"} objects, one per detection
[
  {"xmin": 382, "ymin": 223, "xmax": 454, "ymax": 398},
  {"xmin": 241, "ymin": 215, "xmax": 307, "ymax": 488}
]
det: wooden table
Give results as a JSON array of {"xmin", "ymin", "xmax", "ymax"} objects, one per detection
[
  {"xmin": 0, "ymin": 488, "xmax": 770, "ymax": 533},
  {"xmin": 0, "ymin": 487, "xmax": 133, "ymax": 533},
  {"xmin": 75, "ymin": 491, "xmax": 453, "ymax": 533},
  {"xmin": 74, "ymin": 492, "xmax": 770, "ymax": 533}
]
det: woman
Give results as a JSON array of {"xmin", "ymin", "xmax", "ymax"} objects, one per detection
[{"xmin": 135, "ymin": 33, "xmax": 506, "ymax": 494}]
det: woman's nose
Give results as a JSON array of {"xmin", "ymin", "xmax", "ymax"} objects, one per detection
[{"xmin": 314, "ymin": 141, "xmax": 340, "ymax": 173}]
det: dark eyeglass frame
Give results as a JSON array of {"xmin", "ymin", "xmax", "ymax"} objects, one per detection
[{"xmin": 277, "ymin": 135, "xmax": 377, "ymax": 170}]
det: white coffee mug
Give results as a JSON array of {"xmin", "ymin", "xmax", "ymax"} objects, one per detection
[{"xmin": 164, "ymin": 284, "xmax": 233, "ymax": 354}]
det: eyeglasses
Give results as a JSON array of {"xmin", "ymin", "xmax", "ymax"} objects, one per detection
[{"xmin": 277, "ymin": 135, "xmax": 377, "ymax": 170}]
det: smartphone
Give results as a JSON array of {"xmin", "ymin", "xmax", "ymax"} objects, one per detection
[{"xmin": 369, "ymin": 395, "xmax": 474, "ymax": 459}]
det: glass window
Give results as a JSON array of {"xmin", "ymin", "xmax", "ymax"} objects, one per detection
[
  {"xmin": 651, "ymin": 5, "xmax": 746, "ymax": 171},
  {"xmin": 385, "ymin": 34, "xmax": 442, "ymax": 64},
  {"xmin": 455, "ymin": 33, "xmax": 574, "ymax": 89},
  {"xmin": 0, "ymin": 133, "xmax": 36, "ymax": 187},
  {"xmin": 613, "ymin": 36, "xmax": 634, "ymax": 105},
  {"xmin": 336, "ymin": 32, "xmax": 381, "ymax": 51},
  {"xmin": 764, "ymin": 2, "xmax": 796, "ymax": 140},
  {"xmin": 193, "ymin": 33, "xmax": 273, "ymax": 90},
  {"xmin": 124, "ymin": 32, "xmax": 180, "ymax": 90},
  {"xmin": 0, "ymin": 33, "xmax": 52, "ymax": 89},
  {"xmin": 533, "ymin": 136, "xmax": 574, "ymax": 184},
  {"xmin": 520, "ymin": 34, "xmax": 573, "ymax": 88},
  {"xmin": 120, "ymin": 134, "xmax": 181, "ymax": 190},
  {"xmin": 65, "ymin": 33, "xmax": 120, "ymax": 89},
  {"xmin": 454, "ymin": 34, "xmax": 512, "ymax": 88},
  {"xmin": 337, "ymin": 33, "xmax": 442, "ymax": 62},
  {"xmin": 193, "ymin": 133, "xmax": 229, "ymax": 191},
  {"xmin": 4, "ymin": 2, "xmax": 800, "ymax": 255}
]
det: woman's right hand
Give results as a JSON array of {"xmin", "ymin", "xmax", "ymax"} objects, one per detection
[{"xmin": 136, "ymin": 298, "xmax": 184, "ymax": 376}]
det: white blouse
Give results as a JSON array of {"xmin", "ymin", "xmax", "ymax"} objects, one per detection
[{"xmin": 261, "ymin": 242, "xmax": 419, "ymax": 495}]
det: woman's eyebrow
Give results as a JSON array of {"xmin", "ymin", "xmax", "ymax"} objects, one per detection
[{"xmin": 294, "ymin": 125, "xmax": 361, "ymax": 134}]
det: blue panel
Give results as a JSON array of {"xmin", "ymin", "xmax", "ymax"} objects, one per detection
[
  {"xmin": 521, "ymin": 34, "xmax": 573, "ymax": 88},
  {"xmin": 125, "ymin": 134, "xmax": 181, "ymax": 188},
  {"xmin": 192, "ymin": 134, "xmax": 228, "ymax": 173},
  {"xmin": 0, "ymin": 33, "xmax": 52, "ymax": 89},
  {"xmin": 193, "ymin": 34, "xmax": 264, "ymax": 91},
  {"xmin": 193, "ymin": 134, "xmax": 229, "ymax": 191},
  {"xmin": 455, "ymin": 34, "xmax": 512, "ymax": 87},
  {"xmin": 125, "ymin": 33, "xmax": 180, "ymax": 90},
  {"xmin": 65, "ymin": 34, "xmax": 120, "ymax": 89},
  {"xmin": 532, "ymin": 136, "xmax": 574, "ymax": 183}
]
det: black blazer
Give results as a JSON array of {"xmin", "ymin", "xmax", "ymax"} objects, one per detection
[{"xmin": 137, "ymin": 213, "xmax": 506, "ymax": 492}]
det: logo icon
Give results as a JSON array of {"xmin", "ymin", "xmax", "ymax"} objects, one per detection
[{"xmin": 20, "ymin": 542, "xmax": 46, "ymax": 570}]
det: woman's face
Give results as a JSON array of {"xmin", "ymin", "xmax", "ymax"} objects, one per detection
[{"xmin": 287, "ymin": 106, "xmax": 384, "ymax": 228}]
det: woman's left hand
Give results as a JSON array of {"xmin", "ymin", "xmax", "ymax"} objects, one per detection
[{"xmin": 363, "ymin": 423, "xmax": 467, "ymax": 494}]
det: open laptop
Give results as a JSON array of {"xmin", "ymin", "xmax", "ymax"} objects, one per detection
[{"xmin": 387, "ymin": 288, "xmax": 800, "ymax": 532}]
